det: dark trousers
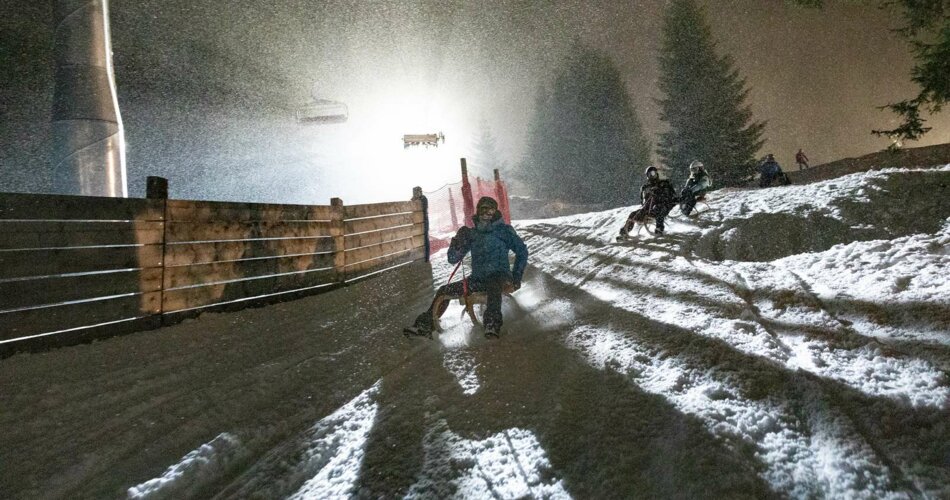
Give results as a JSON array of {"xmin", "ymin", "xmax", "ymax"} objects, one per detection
[
  {"xmin": 679, "ymin": 189, "xmax": 708, "ymax": 216},
  {"xmin": 413, "ymin": 273, "xmax": 508, "ymax": 332},
  {"xmin": 622, "ymin": 203, "xmax": 672, "ymax": 234}
]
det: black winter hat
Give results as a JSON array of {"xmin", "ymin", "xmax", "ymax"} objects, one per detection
[{"xmin": 476, "ymin": 196, "xmax": 498, "ymax": 210}]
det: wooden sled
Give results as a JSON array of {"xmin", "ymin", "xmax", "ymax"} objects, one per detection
[
  {"xmin": 629, "ymin": 212, "xmax": 656, "ymax": 235},
  {"xmin": 430, "ymin": 289, "xmax": 514, "ymax": 331}
]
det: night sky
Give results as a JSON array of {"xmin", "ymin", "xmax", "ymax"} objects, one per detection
[{"xmin": 1, "ymin": 0, "xmax": 947, "ymax": 203}]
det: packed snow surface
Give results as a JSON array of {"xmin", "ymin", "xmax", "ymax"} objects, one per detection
[{"xmin": 1, "ymin": 166, "xmax": 948, "ymax": 498}]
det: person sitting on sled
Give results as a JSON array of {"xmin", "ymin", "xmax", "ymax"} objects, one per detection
[
  {"xmin": 679, "ymin": 160, "xmax": 713, "ymax": 216},
  {"xmin": 759, "ymin": 153, "xmax": 788, "ymax": 187},
  {"xmin": 406, "ymin": 196, "xmax": 529, "ymax": 338},
  {"xmin": 618, "ymin": 165, "xmax": 678, "ymax": 238}
]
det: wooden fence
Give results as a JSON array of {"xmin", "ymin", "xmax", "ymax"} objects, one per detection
[{"xmin": 0, "ymin": 180, "xmax": 428, "ymax": 356}]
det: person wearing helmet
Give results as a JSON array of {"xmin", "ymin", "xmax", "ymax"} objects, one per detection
[
  {"xmin": 680, "ymin": 160, "xmax": 713, "ymax": 216},
  {"xmin": 405, "ymin": 196, "xmax": 528, "ymax": 339},
  {"xmin": 759, "ymin": 153, "xmax": 786, "ymax": 187},
  {"xmin": 618, "ymin": 166, "xmax": 678, "ymax": 239}
]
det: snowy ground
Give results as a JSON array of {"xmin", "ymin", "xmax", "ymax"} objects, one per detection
[{"xmin": 1, "ymin": 166, "xmax": 948, "ymax": 499}]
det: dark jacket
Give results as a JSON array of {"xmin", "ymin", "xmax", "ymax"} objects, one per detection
[
  {"xmin": 448, "ymin": 215, "xmax": 529, "ymax": 284},
  {"xmin": 685, "ymin": 169, "xmax": 712, "ymax": 193},
  {"xmin": 641, "ymin": 178, "xmax": 678, "ymax": 210},
  {"xmin": 760, "ymin": 159, "xmax": 782, "ymax": 176}
]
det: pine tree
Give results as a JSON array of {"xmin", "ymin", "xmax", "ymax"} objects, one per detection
[
  {"xmin": 519, "ymin": 45, "xmax": 651, "ymax": 205},
  {"xmin": 517, "ymin": 86, "xmax": 556, "ymax": 199},
  {"xmin": 656, "ymin": 0, "xmax": 765, "ymax": 187},
  {"xmin": 470, "ymin": 120, "xmax": 508, "ymax": 180}
]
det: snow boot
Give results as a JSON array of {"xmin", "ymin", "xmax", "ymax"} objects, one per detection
[
  {"xmin": 403, "ymin": 326, "xmax": 433, "ymax": 339},
  {"xmin": 484, "ymin": 325, "xmax": 501, "ymax": 339}
]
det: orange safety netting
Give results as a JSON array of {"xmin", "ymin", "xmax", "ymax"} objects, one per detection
[{"xmin": 423, "ymin": 174, "xmax": 511, "ymax": 254}]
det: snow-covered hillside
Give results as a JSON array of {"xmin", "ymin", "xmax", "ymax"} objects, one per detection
[{"xmin": 1, "ymin": 166, "xmax": 947, "ymax": 499}]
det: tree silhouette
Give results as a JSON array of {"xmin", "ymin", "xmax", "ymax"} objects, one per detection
[
  {"xmin": 794, "ymin": 1, "xmax": 949, "ymax": 146},
  {"xmin": 470, "ymin": 119, "xmax": 508, "ymax": 180},
  {"xmin": 520, "ymin": 45, "xmax": 651, "ymax": 205},
  {"xmin": 656, "ymin": 0, "xmax": 765, "ymax": 187}
]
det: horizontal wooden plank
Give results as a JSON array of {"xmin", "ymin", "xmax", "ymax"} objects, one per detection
[
  {"xmin": 0, "ymin": 244, "xmax": 163, "ymax": 280},
  {"xmin": 343, "ymin": 201, "xmax": 420, "ymax": 220},
  {"xmin": 0, "ymin": 316, "xmax": 161, "ymax": 358},
  {"xmin": 343, "ymin": 223, "xmax": 425, "ymax": 250},
  {"xmin": 164, "ymin": 237, "xmax": 335, "ymax": 266},
  {"xmin": 0, "ymin": 291, "xmax": 161, "ymax": 342},
  {"xmin": 344, "ymin": 213, "xmax": 419, "ymax": 235},
  {"xmin": 0, "ymin": 268, "xmax": 163, "ymax": 311},
  {"xmin": 344, "ymin": 237, "xmax": 417, "ymax": 266},
  {"xmin": 164, "ymin": 253, "xmax": 336, "ymax": 289},
  {"xmin": 345, "ymin": 246, "xmax": 425, "ymax": 278},
  {"xmin": 162, "ymin": 268, "xmax": 337, "ymax": 312},
  {"xmin": 166, "ymin": 220, "xmax": 332, "ymax": 243},
  {"xmin": 166, "ymin": 199, "xmax": 333, "ymax": 222},
  {"xmin": 0, "ymin": 192, "xmax": 164, "ymax": 221},
  {"xmin": 0, "ymin": 220, "xmax": 163, "ymax": 250}
]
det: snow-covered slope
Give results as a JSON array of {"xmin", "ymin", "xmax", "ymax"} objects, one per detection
[{"xmin": 1, "ymin": 166, "xmax": 947, "ymax": 499}]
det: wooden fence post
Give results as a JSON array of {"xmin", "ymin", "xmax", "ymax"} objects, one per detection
[
  {"xmin": 330, "ymin": 197, "xmax": 345, "ymax": 283},
  {"xmin": 447, "ymin": 187, "xmax": 459, "ymax": 228},
  {"xmin": 146, "ymin": 176, "xmax": 168, "ymax": 200},
  {"xmin": 146, "ymin": 176, "xmax": 168, "ymax": 323},
  {"xmin": 460, "ymin": 158, "xmax": 474, "ymax": 227},
  {"xmin": 413, "ymin": 186, "xmax": 430, "ymax": 262},
  {"xmin": 493, "ymin": 168, "xmax": 511, "ymax": 224}
]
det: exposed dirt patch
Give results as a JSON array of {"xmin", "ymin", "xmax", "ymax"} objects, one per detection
[
  {"xmin": 692, "ymin": 212, "xmax": 876, "ymax": 262},
  {"xmin": 834, "ymin": 170, "xmax": 950, "ymax": 236},
  {"xmin": 693, "ymin": 170, "xmax": 949, "ymax": 262}
]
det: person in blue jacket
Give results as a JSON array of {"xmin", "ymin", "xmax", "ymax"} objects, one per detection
[
  {"xmin": 759, "ymin": 153, "xmax": 787, "ymax": 187},
  {"xmin": 406, "ymin": 196, "xmax": 528, "ymax": 338}
]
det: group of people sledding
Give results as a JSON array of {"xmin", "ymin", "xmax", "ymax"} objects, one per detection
[
  {"xmin": 406, "ymin": 152, "xmax": 801, "ymax": 339},
  {"xmin": 617, "ymin": 160, "xmax": 712, "ymax": 240}
]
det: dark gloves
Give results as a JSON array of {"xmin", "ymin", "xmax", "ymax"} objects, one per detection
[{"xmin": 451, "ymin": 226, "xmax": 474, "ymax": 251}]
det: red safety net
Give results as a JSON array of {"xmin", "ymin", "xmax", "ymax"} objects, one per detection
[{"xmin": 423, "ymin": 173, "xmax": 511, "ymax": 254}]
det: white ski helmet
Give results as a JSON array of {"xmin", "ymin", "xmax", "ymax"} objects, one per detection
[
  {"xmin": 645, "ymin": 165, "xmax": 659, "ymax": 179},
  {"xmin": 689, "ymin": 160, "xmax": 704, "ymax": 174}
]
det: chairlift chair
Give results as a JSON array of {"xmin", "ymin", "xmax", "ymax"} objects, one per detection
[{"xmin": 296, "ymin": 98, "xmax": 348, "ymax": 124}]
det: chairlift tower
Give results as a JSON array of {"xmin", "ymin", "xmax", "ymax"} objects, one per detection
[{"xmin": 51, "ymin": 0, "xmax": 127, "ymax": 197}]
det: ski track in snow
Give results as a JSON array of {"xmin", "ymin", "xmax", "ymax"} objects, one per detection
[
  {"xmin": 516, "ymin": 167, "xmax": 949, "ymax": 498},
  {"xmin": 408, "ymin": 419, "xmax": 569, "ymax": 499}
]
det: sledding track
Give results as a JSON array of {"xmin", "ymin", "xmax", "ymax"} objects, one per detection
[
  {"xmin": 517, "ymin": 202, "xmax": 948, "ymax": 498},
  {"xmin": 1, "ymin": 169, "xmax": 948, "ymax": 498}
]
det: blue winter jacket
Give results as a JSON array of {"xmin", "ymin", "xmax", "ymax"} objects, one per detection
[{"xmin": 448, "ymin": 217, "xmax": 529, "ymax": 284}]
